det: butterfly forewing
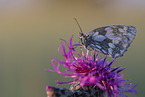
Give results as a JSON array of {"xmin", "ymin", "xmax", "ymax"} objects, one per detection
[{"xmin": 80, "ymin": 25, "xmax": 136, "ymax": 58}]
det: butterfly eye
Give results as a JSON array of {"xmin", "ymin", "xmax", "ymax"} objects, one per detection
[
  {"xmin": 79, "ymin": 32, "xmax": 84, "ymax": 37},
  {"xmin": 79, "ymin": 32, "xmax": 87, "ymax": 39}
]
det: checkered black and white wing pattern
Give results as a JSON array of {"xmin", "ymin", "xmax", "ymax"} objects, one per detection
[{"xmin": 79, "ymin": 25, "xmax": 136, "ymax": 58}]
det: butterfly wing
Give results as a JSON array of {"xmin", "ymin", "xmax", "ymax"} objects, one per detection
[{"xmin": 84, "ymin": 25, "xmax": 136, "ymax": 58}]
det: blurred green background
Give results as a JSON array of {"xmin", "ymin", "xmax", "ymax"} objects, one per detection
[{"xmin": 0, "ymin": 0, "xmax": 145, "ymax": 97}]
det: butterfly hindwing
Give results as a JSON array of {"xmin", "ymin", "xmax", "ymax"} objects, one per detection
[{"xmin": 80, "ymin": 25, "xmax": 136, "ymax": 58}]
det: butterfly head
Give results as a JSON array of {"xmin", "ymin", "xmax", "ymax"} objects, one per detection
[
  {"xmin": 79, "ymin": 32, "xmax": 86, "ymax": 45},
  {"xmin": 79, "ymin": 32, "xmax": 91, "ymax": 49}
]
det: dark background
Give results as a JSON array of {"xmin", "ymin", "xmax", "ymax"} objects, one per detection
[{"xmin": 0, "ymin": 0, "xmax": 144, "ymax": 97}]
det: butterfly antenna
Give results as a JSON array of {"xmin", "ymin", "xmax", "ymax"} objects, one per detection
[
  {"xmin": 74, "ymin": 18, "xmax": 83, "ymax": 33},
  {"xmin": 74, "ymin": 18, "xmax": 83, "ymax": 54}
]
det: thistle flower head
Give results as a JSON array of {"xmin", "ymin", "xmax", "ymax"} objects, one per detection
[{"xmin": 47, "ymin": 36, "xmax": 137, "ymax": 97}]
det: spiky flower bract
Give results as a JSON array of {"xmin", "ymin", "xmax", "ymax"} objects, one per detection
[{"xmin": 47, "ymin": 36, "xmax": 137, "ymax": 97}]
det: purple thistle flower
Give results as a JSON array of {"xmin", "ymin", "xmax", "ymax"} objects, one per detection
[{"xmin": 46, "ymin": 36, "xmax": 137, "ymax": 97}]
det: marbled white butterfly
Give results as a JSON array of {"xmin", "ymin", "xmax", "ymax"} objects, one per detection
[
  {"xmin": 74, "ymin": 19, "xmax": 136, "ymax": 58},
  {"xmin": 79, "ymin": 25, "xmax": 136, "ymax": 58}
]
